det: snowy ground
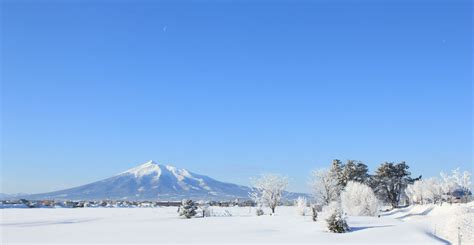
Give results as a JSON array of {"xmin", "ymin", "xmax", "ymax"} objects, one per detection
[
  {"xmin": 382, "ymin": 202, "xmax": 474, "ymax": 245},
  {"xmin": 1, "ymin": 203, "xmax": 472, "ymax": 244}
]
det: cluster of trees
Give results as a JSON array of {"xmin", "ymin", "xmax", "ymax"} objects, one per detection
[
  {"xmin": 405, "ymin": 168, "xmax": 472, "ymax": 205},
  {"xmin": 307, "ymin": 160, "xmax": 427, "ymax": 233},
  {"xmin": 311, "ymin": 159, "xmax": 421, "ymax": 208},
  {"xmin": 180, "ymin": 159, "xmax": 471, "ymax": 235},
  {"xmin": 247, "ymin": 160, "xmax": 471, "ymax": 218}
]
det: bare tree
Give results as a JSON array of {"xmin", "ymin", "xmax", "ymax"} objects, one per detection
[
  {"xmin": 310, "ymin": 168, "xmax": 340, "ymax": 206},
  {"xmin": 251, "ymin": 173, "xmax": 288, "ymax": 214}
]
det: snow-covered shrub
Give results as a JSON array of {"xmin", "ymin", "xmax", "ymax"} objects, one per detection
[
  {"xmin": 200, "ymin": 204, "xmax": 211, "ymax": 217},
  {"xmin": 178, "ymin": 199, "xmax": 198, "ymax": 219},
  {"xmin": 294, "ymin": 196, "xmax": 307, "ymax": 216},
  {"xmin": 250, "ymin": 187, "xmax": 265, "ymax": 216},
  {"xmin": 322, "ymin": 201, "xmax": 340, "ymax": 215},
  {"xmin": 341, "ymin": 181, "xmax": 379, "ymax": 216},
  {"xmin": 326, "ymin": 206, "xmax": 350, "ymax": 233}
]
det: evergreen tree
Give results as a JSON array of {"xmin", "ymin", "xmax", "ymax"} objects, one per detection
[
  {"xmin": 178, "ymin": 199, "xmax": 198, "ymax": 218},
  {"xmin": 371, "ymin": 162, "xmax": 420, "ymax": 208},
  {"xmin": 341, "ymin": 160, "xmax": 369, "ymax": 186},
  {"xmin": 326, "ymin": 206, "xmax": 350, "ymax": 233},
  {"xmin": 329, "ymin": 159, "xmax": 345, "ymax": 189}
]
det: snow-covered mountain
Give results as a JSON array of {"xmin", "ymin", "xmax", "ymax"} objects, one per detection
[{"xmin": 24, "ymin": 161, "xmax": 278, "ymax": 201}]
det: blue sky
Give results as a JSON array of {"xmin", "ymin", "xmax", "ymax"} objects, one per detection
[{"xmin": 1, "ymin": 0, "xmax": 472, "ymax": 193}]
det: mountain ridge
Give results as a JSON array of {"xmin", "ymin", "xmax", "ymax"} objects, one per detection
[{"xmin": 23, "ymin": 160, "xmax": 308, "ymax": 201}]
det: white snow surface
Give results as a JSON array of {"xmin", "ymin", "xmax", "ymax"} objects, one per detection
[
  {"xmin": 3, "ymin": 203, "xmax": 471, "ymax": 244},
  {"xmin": 383, "ymin": 202, "xmax": 474, "ymax": 245}
]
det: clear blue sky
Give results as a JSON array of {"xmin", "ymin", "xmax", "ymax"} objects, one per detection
[{"xmin": 1, "ymin": 0, "xmax": 472, "ymax": 194}]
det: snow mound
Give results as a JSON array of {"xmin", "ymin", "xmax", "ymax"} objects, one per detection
[{"xmin": 391, "ymin": 202, "xmax": 474, "ymax": 245}]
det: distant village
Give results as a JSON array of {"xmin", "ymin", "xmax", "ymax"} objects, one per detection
[{"xmin": 0, "ymin": 198, "xmax": 259, "ymax": 209}]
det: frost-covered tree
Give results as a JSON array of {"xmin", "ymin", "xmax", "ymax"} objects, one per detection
[
  {"xmin": 440, "ymin": 171, "xmax": 459, "ymax": 204},
  {"xmin": 310, "ymin": 168, "xmax": 340, "ymax": 206},
  {"xmin": 249, "ymin": 187, "xmax": 265, "ymax": 216},
  {"xmin": 371, "ymin": 162, "xmax": 420, "ymax": 208},
  {"xmin": 251, "ymin": 173, "xmax": 288, "ymax": 214},
  {"xmin": 440, "ymin": 168, "xmax": 472, "ymax": 202},
  {"xmin": 424, "ymin": 177, "xmax": 444, "ymax": 204},
  {"xmin": 406, "ymin": 169, "xmax": 471, "ymax": 205},
  {"xmin": 326, "ymin": 204, "xmax": 350, "ymax": 233},
  {"xmin": 405, "ymin": 180, "xmax": 425, "ymax": 204},
  {"xmin": 294, "ymin": 196, "xmax": 307, "ymax": 216},
  {"xmin": 341, "ymin": 160, "xmax": 370, "ymax": 186},
  {"xmin": 406, "ymin": 178, "xmax": 444, "ymax": 204},
  {"xmin": 450, "ymin": 168, "xmax": 471, "ymax": 191},
  {"xmin": 341, "ymin": 181, "xmax": 379, "ymax": 216},
  {"xmin": 178, "ymin": 199, "xmax": 198, "ymax": 218}
]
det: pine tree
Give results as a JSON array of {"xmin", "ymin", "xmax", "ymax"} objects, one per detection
[
  {"xmin": 341, "ymin": 160, "xmax": 369, "ymax": 186},
  {"xmin": 371, "ymin": 162, "xmax": 420, "ymax": 208},
  {"xmin": 178, "ymin": 199, "xmax": 198, "ymax": 219},
  {"xmin": 329, "ymin": 159, "xmax": 345, "ymax": 191},
  {"xmin": 326, "ymin": 206, "xmax": 350, "ymax": 233}
]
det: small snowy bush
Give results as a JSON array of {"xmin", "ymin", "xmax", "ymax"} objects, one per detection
[
  {"xmin": 178, "ymin": 199, "xmax": 198, "ymax": 219},
  {"xmin": 311, "ymin": 204, "xmax": 318, "ymax": 222},
  {"xmin": 256, "ymin": 208, "xmax": 264, "ymax": 216},
  {"xmin": 341, "ymin": 181, "xmax": 379, "ymax": 216},
  {"xmin": 294, "ymin": 196, "xmax": 307, "ymax": 216},
  {"xmin": 200, "ymin": 204, "xmax": 211, "ymax": 217},
  {"xmin": 326, "ymin": 206, "xmax": 350, "ymax": 233}
]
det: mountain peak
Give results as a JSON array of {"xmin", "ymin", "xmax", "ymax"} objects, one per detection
[
  {"xmin": 123, "ymin": 160, "xmax": 163, "ymax": 178},
  {"xmin": 145, "ymin": 160, "xmax": 158, "ymax": 165}
]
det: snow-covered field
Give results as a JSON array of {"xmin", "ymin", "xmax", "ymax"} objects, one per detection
[{"xmin": 1, "ymin": 203, "xmax": 472, "ymax": 244}]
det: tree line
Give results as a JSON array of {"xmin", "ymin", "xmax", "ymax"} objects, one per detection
[{"xmin": 312, "ymin": 159, "xmax": 421, "ymax": 208}]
